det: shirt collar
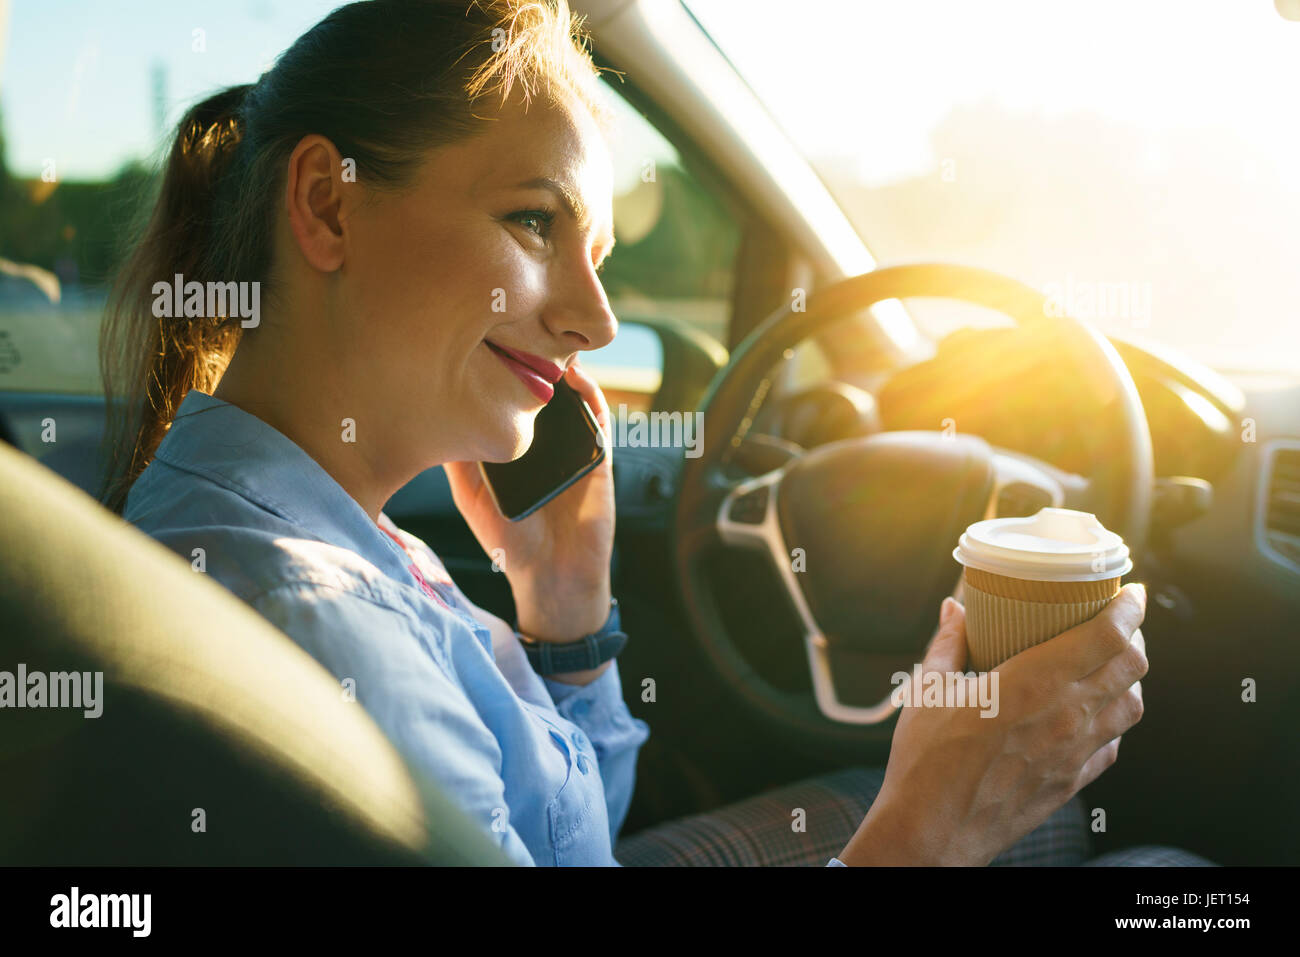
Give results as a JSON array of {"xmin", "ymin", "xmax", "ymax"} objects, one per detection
[{"xmin": 152, "ymin": 389, "xmax": 417, "ymax": 583}]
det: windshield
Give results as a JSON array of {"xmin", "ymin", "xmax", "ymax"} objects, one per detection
[{"xmin": 687, "ymin": 0, "xmax": 1300, "ymax": 375}]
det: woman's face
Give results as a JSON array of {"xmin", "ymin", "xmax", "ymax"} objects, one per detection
[{"xmin": 336, "ymin": 89, "xmax": 617, "ymax": 472}]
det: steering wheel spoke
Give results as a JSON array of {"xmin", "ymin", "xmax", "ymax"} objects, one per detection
[{"xmin": 717, "ymin": 467, "xmax": 901, "ymax": 725}]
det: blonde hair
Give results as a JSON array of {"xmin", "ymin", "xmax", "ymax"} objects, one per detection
[{"xmin": 469, "ymin": 0, "xmax": 608, "ymax": 117}]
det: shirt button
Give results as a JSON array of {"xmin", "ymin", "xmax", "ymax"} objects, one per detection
[{"xmin": 576, "ymin": 754, "xmax": 591, "ymax": 775}]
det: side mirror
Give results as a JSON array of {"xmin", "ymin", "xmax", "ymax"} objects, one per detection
[{"xmin": 585, "ymin": 315, "xmax": 728, "ymax": 414}]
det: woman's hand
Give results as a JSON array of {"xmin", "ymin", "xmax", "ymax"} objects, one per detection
[
  {"xmin": 839, "ymin": 584, "xmax": 1148, "ymax": 866},
  {"xmin": 443, "ymin": 360, "xmax": 615, "ymax": 642}
]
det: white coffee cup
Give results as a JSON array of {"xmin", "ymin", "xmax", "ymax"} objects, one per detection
[{"xmin": 953, "ymin": 507, "xmax": 1133, "ymax": 670}]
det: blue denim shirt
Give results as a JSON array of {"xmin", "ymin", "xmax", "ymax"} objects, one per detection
[{"xmin": 124, "ymin": 389, "xmax": 650, "ymax": 866}]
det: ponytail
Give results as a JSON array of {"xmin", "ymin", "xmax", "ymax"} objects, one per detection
[{"xmin": 99, "ymin": 84, "xmax": 254, "ymax": 513}]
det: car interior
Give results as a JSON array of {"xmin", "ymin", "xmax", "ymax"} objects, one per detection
[{"xmin": 2, "ymin": 0, "xmax": 1297, "ymax": 866}]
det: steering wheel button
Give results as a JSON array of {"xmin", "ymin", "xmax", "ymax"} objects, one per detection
[{"xmin": 728, "ymin": 486, "xmax": 770, "ymax": 524}]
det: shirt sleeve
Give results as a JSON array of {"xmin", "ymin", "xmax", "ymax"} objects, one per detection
[
  {"xmin": 447, "ymin": 583, "xmax": 651, "ymax": 848},
  {"xmin": 544, "ymin": 660, "xmax": 650, "ymax": 844},
  {"xmin": 248, "ymin": 581, "xmax": 539, "ymax": 866}
]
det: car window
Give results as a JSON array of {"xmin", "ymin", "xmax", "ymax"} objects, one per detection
[
  {"xmin": 0, "ymin": 0, "xmax": 344, "ymax": 396},
  {"xmin": 689, "ymin": 0, "xmax": 1300, "ymax": 376},
  {"xmin": 582, "ymin": 77, "xmax": 742, "ymax": 400},
  {"xmin": 595, "ymin": 77, "xmax": 741, "ymax": 346}
]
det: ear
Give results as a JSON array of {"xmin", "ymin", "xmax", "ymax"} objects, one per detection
[{"xmin": 284, "ymin": 134, "xmax": 351, "ymax": 273}]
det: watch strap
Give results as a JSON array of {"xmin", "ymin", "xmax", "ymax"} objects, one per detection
[{"xmin": 516, "ymin": 598, "xmax": 627, "ymax": 675}]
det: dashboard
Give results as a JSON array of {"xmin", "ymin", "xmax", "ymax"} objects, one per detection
[
  {"xmin": 767, "ymin": 325, "xmax": 1247, "ymax": 485},
  {"xmin": 748, "ymin": 324, "xmax": 1300, "ymax": 607}
]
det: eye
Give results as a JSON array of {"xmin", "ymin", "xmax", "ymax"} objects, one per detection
[{"xmin": 506, "ymin": 207, "xmax": 555, "ymax": 240}]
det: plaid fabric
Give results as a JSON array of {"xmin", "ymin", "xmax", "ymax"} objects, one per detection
[
  {"xmin": 990, "ymin": 795, "xmax": 1091, "ymax": 866},
  {"xmin": 616, "ymin": 767, "xmax": 886, "ymax": 867},
  {"xmin": 615, "ymin": 767, "xmax": 1211, "ymax": 866},
  {"xmin": 1083, "ymin": 846, "xmax": 1217, "ymax": 866}
]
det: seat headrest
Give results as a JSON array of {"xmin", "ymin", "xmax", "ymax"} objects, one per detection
[{"xmin": 0, "ymin": 441, "xmax": 508, "ymax": 865}]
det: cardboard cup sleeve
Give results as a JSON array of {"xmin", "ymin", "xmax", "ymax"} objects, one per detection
[{"xmin": 962, "ymin": 567, "xmax": 1121, "ymax": 671}]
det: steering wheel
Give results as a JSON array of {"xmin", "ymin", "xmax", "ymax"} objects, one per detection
[{"xmin": 671, "ymin": 264, "xmax": 1154, "ymax": 754}]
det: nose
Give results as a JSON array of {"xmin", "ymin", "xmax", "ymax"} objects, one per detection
[{"xmin": 542, "ymin": 250, "xmax": 618, "ymax": 352}]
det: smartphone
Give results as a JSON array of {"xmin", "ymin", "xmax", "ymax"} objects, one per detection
[{"xmin": 479, "ymin": 378, "xmax": 606, "ymax": 522}]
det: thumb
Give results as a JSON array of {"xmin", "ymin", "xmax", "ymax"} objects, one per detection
[{"xmin": 923, "ymin": 597, "xmax": 969, "ymax": 673}]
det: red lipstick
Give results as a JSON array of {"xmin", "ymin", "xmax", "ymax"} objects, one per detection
[{"xmin": 486, "ymin": 341, "xmax": 558, "ymax": 403}]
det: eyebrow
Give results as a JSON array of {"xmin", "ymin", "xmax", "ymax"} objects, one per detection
[{"xmin": 515, "ymin": 176, "xmax": 616, "ymax": 261}]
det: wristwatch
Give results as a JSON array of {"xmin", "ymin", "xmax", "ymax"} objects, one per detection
[{"xmin": 515, "ymin": 597, "xmax": 628, "ymax": 676}]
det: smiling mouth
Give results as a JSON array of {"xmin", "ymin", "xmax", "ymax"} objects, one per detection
[{"xmin": 485, "ymin": 340, "xmax": 558, "ymax": 403}]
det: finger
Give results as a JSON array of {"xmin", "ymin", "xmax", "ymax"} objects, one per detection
[
  {"xmin": 922, "ymin": 597, "xmax": 969, "ymax": 673},
  {"xmin": 565, "ymin": 360, "xmax": 610, "ymax": 428},
  {"xmin": 1047, "ymin": 583, "xmax": 1147, "ymax": 680},
  {"xmin": 897, "ymin": 599, "xmax": 969, "ymax": 711},
  {"xmin": 1075, "ymin": 736, "xmax": 1122, "ymax": 792},
  {"xmin": 1079, "ymin": 625, "xmax": 1147, "ymax": 704},
  {"xmin": 564, "ymin": 360, "xmax": 613, "ymax": 460},
  {"xmin": 1087, "ymin": 684, "xmax": 1144, "ymax": 750}
]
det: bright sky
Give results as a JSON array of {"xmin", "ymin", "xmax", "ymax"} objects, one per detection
[
  {"xmin": 688, "ymin": 0, "xmax": 1300, "ymax": 189},
  {"xmin": 687, "ymin": 0, "xmax": 1300, "ymax": 374},
  {"xmin": 7, "ymin": 0, "xmax": 1298, "ymax": 187},
  {"xmin": 0, "ymin": 0, "xmax": 343, "ymax": 178}
]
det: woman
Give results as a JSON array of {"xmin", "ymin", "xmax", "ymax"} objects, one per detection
[{"xmin": 103, "ymin": 0, "xmax": 1204, "ymax": 867}]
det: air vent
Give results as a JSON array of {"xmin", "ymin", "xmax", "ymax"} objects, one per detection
[{"xmin": 1259, "ymin": 442, "xmax": 1300, "ymax": 573}]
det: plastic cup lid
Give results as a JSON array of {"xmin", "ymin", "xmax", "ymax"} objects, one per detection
[{"xmin": 952, "ymin": 507, "xmax": 1132, "ymax": 582}]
